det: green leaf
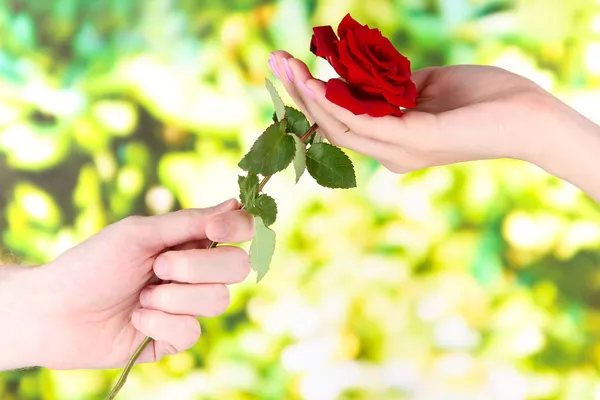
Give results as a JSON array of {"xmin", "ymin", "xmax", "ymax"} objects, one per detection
[
  {"xmin": 266, "ymin": 78, "xmax": 286, "ymax": 122},
  {"xmin": 290, "ymin": 134, "xmax": 306, "ymax": 183},
  {"xmin": 249, "ymin": 194, "xmax": 277, "ymax": 226},
  {"xmin": 240, "ymin": 174, "xmax": 277, "ymax": 226},
  {"xmin": 312, "ymin": 133, "xmax": 325, "ymax": 144},
  {"xmin": 238, "ymin": 121, "xmax": 295, "ymax": 175},
  {"xmin": 238, "ymin": 173, "xmax": 259, "ymax": 208},
  {"xmin": 250, "ymin": 216, "xmax": 276, "ymax": 282},
  {"xmin": 285, "ymin": 106, "xmax": 311, "ymax": 137},
  {"xmin": 306, "ymin": 143, "xmax": 357, "ymax": 189}
]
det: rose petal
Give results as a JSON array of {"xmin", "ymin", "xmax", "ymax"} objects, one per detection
[
  {"xmin": 364, "ymin": 46, "xmax": 398, "ymax": 73},
  {"xmin": 338, "ymin": 32, "xmax": 380, "ymax": 88},
  {"xmin": 382, "ymin": 86, "xmax": 417, "ymax": 109},
  {"xmin": 358, "ymin": 84, "xmax": 384, "ymax": 97},
  {"xmin": 402, "ymin": 80, "xmax": 419, "ymax": 104},
  {"xmin": 310, "ymin": 26, "xmax": 339, "ymax": 58},
  {"xmin": 347, "ymin": 33, "xmax": 405, "ymax": 97},
  {"xmin": 325, "ymin": 79, "xmax": 401, "ymax": 117},
  {"xmin": 345, "ymin": 27, "xmax": 372, "ymax": 69},
  {"xmin": 314, "ymin": 14, "xmax": 419, "ymax": 118},
  {"xmin": 362, "ymin": 29, "xmax": 412, "ymax": 75},
  {"xmin": 337, "ymin": 14, "xmax": 364, "ymax": 39}
]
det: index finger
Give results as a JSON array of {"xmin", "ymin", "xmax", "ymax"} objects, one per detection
[{"xmin": 271, "ymin": 51, "xmax": 312, "ymax": 119}]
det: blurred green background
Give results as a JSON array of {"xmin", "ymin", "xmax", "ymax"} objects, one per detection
[{"xmin": 1, "ymin": 0, "xmax": 600, "ymax": 399}]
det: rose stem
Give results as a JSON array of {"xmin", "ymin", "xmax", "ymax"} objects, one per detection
[{"xmin": 106, "ymin": 123, "xmax": 318, "ymax": 399}]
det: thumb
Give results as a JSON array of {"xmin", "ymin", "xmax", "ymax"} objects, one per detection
[
  {"xmin": 133, "ymin": 198, "xmax": 240, "ymax": 250},
  {"xmin": 411, "ymin": 67, "xmax": 437, "ymax": 92}
]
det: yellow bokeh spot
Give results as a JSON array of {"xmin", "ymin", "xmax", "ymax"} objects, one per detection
[
  {"xmin": 492, "ymin": 47, "xmax": 555, "ymax": 90},
  {"xmin": 165, "ymin": 352, "xmax": 195, "ymax": 374},
  {"xmin": 585, "ymin": 42, "xmax": 600, "ymax": 75},
  {"xmin": 13, "ymin": 182, "xmax": 61, "ymax": 228},
  {"xmin": 92, "ymin": 100, "xmax": 138, "ymax": 137},
  {"xmin": 592, "ymin": 14, "xmax": 600, "ymax": 34},
  {"xmin": 117, "ymin": 165, "xmax": 145, "ymax": 197},
  {"xmin": 503, "ymin": 211, "xmax": 564, "ymax": 251}
]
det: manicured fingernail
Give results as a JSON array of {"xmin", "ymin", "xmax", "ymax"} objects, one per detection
[
  {"xmin": 268, "ymin": 55, "xmax": 280, "ymax": 79},
  {"xmin": 298, "ymin": 81, "xmax": 315, "ymax": 99},
  {"xmin": 282, "ymin": 58, "xmax": 294, "ymax": 82},
  {"xmin": 210, "ymin": 217, "xmax": 230, "ymax": 239}
]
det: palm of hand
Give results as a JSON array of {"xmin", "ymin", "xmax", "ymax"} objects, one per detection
[
  {"xmin": 394, "ymin": 65, "xmax": 549, "ymax": 169},
  {"xmin": 40, "ymin": 221, "xmax": 160, "ymax": 369}
]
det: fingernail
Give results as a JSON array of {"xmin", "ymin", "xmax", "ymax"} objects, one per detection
[
  {"xmin": 268, "ymin": 54, "xmax": 280, "ymax": 79},
  {"xmin": 298, "ymin": 81, "xmax": 315, "ymax": 99},
  {"xmin": 210, "ymin": 217, "xmax": 230, "ymax": 240},
  {"xmin": 282, "ymin": 58, "xmax": 294, "ymax": 82},
  {"xmin": 139, "ymin": 287, "xmax": 155, "ymax": 307},
  {"xmin": 268, "ymin": 59, "xmax": 281, "ymax": 79},
  {"xmin": 154, "ymin": 256, "xmax": 169, "ymax": 277}
]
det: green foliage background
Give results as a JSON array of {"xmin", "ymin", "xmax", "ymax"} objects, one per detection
[{"xmin": 1, "ymin": 0, "xmax": 600, "ymax": 399}]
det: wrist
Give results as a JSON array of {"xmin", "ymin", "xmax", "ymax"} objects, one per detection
[
  {"xmin": 0, "ymin": 265, "xmax": 50, "ymax": 370},
  {"xmin": 532, "ymin": 98, "xmax": 600, "ymax": 200}
]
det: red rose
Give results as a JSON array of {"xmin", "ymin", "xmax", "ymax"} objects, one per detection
[{"xmin": 310, "ymin": 14, "xmax": 417, "ymax": 117}]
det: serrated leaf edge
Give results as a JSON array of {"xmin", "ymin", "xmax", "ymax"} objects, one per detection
[{"xmin": 306, "ymin": 143, "xmax": 357, "ymax": 189}]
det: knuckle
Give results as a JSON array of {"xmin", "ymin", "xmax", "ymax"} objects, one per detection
[
  {"xmin": 182, "ymin": 209, "xmax": 203, "ymax": 240},
  {"xmin": 515, "ymin": 89, "xmax": 553, "ymax": 112},
  {"xmin": 119, "ymin": 215, "xmax": 145, "ymax": 231},
  {"xmin": 121, "ymin": 215, "xmax": 144, "ymax": 225},
  {"xmin": 181, "ymin": 252, "xmax": 195, "ymax": 282},
  {"xmin": 118, "ymin": 215, "xmax": 156, "ymax": 243}
]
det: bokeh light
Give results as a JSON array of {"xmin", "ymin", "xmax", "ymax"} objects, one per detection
[{"xmin": 1, "ymin": 1, "xmax": 600, "ymax": 399}]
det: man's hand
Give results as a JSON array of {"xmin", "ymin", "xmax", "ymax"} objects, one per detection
[{"xmin": 0, "ymin": 199, "xmax": 254, "ymax": 370}]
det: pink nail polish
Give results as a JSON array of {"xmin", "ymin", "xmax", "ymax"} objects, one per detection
[
  {"xmin": 268, "ymin": 58, "xmax": 280, "ymax": 79},
  {"xmin": 282, "ymin": 58, "xmax": 294, "ymax": 82},
  {"xmin": 298, "ymin": 81, "xmax": 315, "ymax": 99}
]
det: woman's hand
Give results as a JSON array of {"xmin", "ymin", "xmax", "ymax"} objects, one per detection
[
  {"xmin": 270, "ymin": 52, "xmax": 600, "ymax": 201},
  {"xmin": 0, "ymin": 199, "xmax": 254, "ymax": 370},
  {"xmin": 269, "ymin": 52, "xmax": 592, "ymax": 172}
]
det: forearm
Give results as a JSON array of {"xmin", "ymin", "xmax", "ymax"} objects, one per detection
[
  {"xmin": 553, "ymin": 123, "xmax": 600, "ymax": 202},
  {"xmin": 0, "ymin": 265, "xmax": 45, "ymax": 370},
  {"xmin": 531, "ymin": 98, "xmax": 600, "ymax": 202}
]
